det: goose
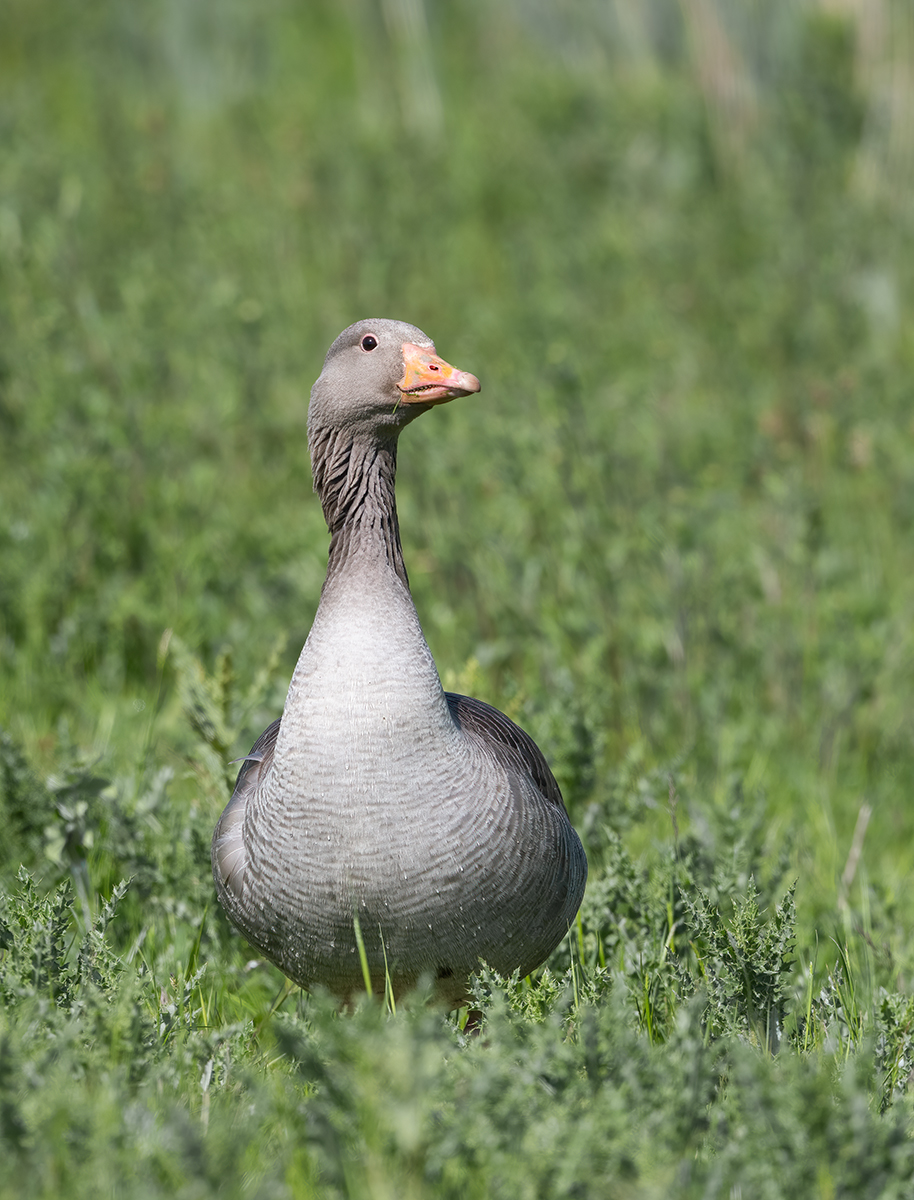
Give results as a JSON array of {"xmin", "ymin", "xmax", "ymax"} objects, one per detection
[{"xmin": 212, "ymin": 319, "xmax": 587, "ymax": 1007}]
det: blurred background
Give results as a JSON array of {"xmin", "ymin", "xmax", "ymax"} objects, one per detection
[{"xmin": 2, "ymin": 0, "xmax": 914, "ymax": 950}]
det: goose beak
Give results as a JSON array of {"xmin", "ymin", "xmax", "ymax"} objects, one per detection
[{"xmin": 397, "ymin": 342, "xmax": 481, "ymax": 405}]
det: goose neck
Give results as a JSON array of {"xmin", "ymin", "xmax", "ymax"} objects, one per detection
[{"xmin": 312, "ymin": 427, "xmax": 408, "ymax": 588}]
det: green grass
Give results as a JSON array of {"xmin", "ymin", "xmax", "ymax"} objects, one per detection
[{"xmin": 2, "ymin": 1, "xmax": 914, "ymax": 1195}]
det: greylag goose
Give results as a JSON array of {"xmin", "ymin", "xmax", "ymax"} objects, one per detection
[{"xmin": 212, "ymin": 319, "xmax": 587, "ymax": 1007}]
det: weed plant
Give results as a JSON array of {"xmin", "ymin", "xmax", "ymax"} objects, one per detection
[{"xmin": 2, "ymin": 1, "xmax": 914, "ymax": 1196}]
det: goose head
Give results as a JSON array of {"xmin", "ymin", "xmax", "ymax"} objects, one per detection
[{"xmin": 307, "ymin": 318, "xmax": 481, "ymax": 442}]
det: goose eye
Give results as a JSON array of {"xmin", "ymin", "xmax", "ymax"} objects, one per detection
[{"xmin": 360, "ymin": 334, "xmax": 378, "ymax": 352}]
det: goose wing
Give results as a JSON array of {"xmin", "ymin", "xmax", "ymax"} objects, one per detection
[
  {"xmin": 212, "ymin": 717, "xmax": 281, "ymax": 899},
  {"xmin": 445, "ymin": 692, "xmax": 566, "ymax": 810}
]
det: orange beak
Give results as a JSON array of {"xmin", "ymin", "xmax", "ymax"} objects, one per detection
[{"xmin": 397, "ymin": 342, "xmax": 481, "ymax": 405}]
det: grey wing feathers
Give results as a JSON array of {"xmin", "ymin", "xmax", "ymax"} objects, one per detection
[
  {"xmin": 231, "ymin": 717, "xmax": 282, "ymax": 796},
  {"xmin": 445, "ymin": 692, "xmax": 566, "ymax": 810},
  {"xmin": 212, "ymin": 718, "xmax": 281, "ymax": 901}
]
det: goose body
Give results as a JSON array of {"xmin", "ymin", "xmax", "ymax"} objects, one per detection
[{"xmin": 212, "ymin": 319, "xmax": 587, "ymax": 1006}]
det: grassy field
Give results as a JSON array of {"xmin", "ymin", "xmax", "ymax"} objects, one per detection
[{"xmin": 3, "ymin": 1, "xmax": 914, "ymax": 1195}]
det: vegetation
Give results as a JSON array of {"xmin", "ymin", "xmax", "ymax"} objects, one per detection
[{"xmin": 2, "ymin": 1, "xmax": 914, "ymax": 1194}]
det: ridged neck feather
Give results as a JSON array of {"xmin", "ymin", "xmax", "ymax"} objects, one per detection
[{"xmin": 309, "ymin": 423, "xmax": 409, "ymax": 588}]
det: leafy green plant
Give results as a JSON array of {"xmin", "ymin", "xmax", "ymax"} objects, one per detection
[
  {"xmin": 678, "ymin": 878, "xmax": 797, "ymax": 1052},
  {"xmin": 164, "ymin": 629, "xmax": 287, "ymax": 799},
  {"xmin": 0, "ymin": 868, "xmax": 128, "ymax": 1010}
]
